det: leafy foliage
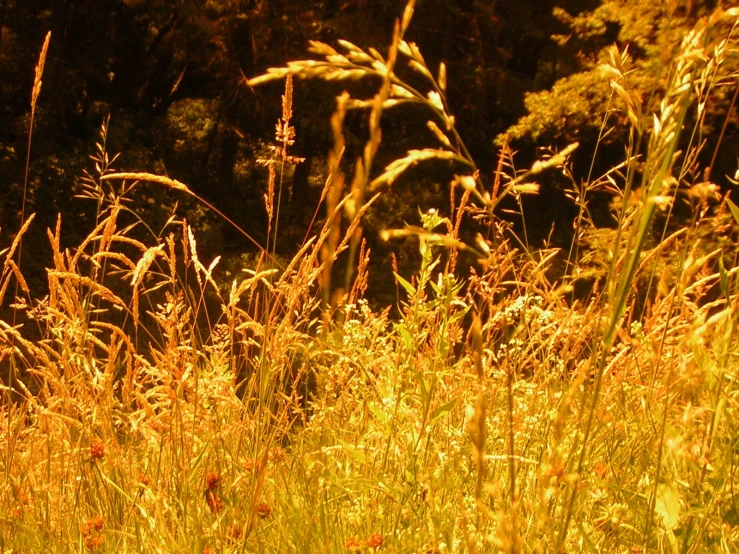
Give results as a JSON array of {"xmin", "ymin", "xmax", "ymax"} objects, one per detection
[{"xmin": 504, "ymin": 0, "xmax": 739, "ymax": 149}]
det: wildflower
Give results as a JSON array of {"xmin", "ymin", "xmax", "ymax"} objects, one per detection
[
  {"xmin": 136, "ymin": 473, "xmax": 151, "ymax": 487},
  {"xmin": 205, "ymin": 491, "xmax": 223, "ymax": 514},
  {"xmin": 91, "ymin": 515, "xmax": 104, "ymax": 531},
  {"xmin": 81, "ymin": 515, "xmax": 105, "ymax": 551},
  {"xmin": 90, "ymin": 441, "xmax": 105, "ymax": 460},
  {"xmin": 81, "ymin": 515, "xmax": 104, "ymax": 533},
  {"xmin": 367, "ymin": 532, "xmax": 383, "ymax": 548},
  {"xmin": 256, "ymin": 502, "xmax": 271, "ymax": 519},
  {"xmin": 227, "ymin": 523, "xmax": 243, "ymax": 541},
  {"xmin": 203, "ymin": 549, "xmax": 215, "ymax": 554},
  {"xmin": 245, "ymin": 458, "xmax": 263, "ymax": 474},
  {"xmin": 593, "ymin": 462, "xmax": 609, "ymax": 480},
  {"xmin": 346, "ymin": 536, "xmax": 362, "ymax": 552},
  {"xmin": 271, "ymin": 446, "xmax": 287, "ymax": 463},
  {"xmin": 205, "ymin": 471, "xmax": 220, "ymax": 491},
  {"xmin": 84, "ymin": 534, "xmax": 104, "ymax": 551}
]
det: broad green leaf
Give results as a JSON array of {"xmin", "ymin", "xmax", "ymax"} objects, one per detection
[
  {"xmin": 369, "ymin": 403, "xmax": 389, "ymax": 425},
  {"xmin": 336, "ymin": 438, "xmax": 367, "ymax": 465},
  {"xmin": 431, "ymin": 399, "xmax": 457, "ymax": 423},
  {"xmin": 397, "ymin": 323, "xmax": 413, "ymax": 350},
  {"xmin": 655, "ymin": 481, "xmax": 681, "ymax": 530},
  {"xmin": 727, "ymin": 197, "xmax": 739, "ymax": 226},
  {"xmin": 417, "ymin": 374, "xmax": 431, "ymax": 401},
  {"xmin": 394, "ymin": 272, "xmax": 416, "ymax": 297},
  {"xmin": 404, "ymin": 469, "xmax": 415, "ymax": 485},
  {"xmin": 718, "ymin": 256, "xmax": 729, "ymax": 299}
]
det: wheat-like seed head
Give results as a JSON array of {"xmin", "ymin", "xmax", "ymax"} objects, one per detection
[
  {"xmin": 30, "ymin": 32, "xmax": 50, "ymax": 116},
  {"xmin": 264, "ymin": 162, "xmax": 276, "ymax": 235}
]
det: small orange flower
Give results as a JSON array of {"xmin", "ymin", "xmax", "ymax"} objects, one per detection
[
  {"xmin": 593, "ymin": 462, "xmax": 609, "ymax": 480},
  {"xmin": 367, "ymin": 532, "xmax": 383, "ymax": 548},
  {"xmin": 136, "ymin": 473, "xmax": 151, "ymax": 487},
  {"xmin": 203, "ymin": 549, "xmax": 215, "ymax": 554},
  {"xmin": 256, "ymin": 502, "xmax": 271, "ymax": 519},
  {"xmin": 84, "ymin": 533, "xmax": 104, "ymax": 551},
  {"xmin": 81, "ymin": 515, "xmax": 105, "ymax": 534},
  {"xmin": 205, "ymin": 491, "xmax": 223, "ymax": 514},
  {"xmin": 271, "ymin": 446, "xmax": 287, "ymax": 463},
  {"xmin": 90, "ymin": 441, "xmax": 105, "ymax": 460},
  {"xmin": 245, "ymin": 458, "xmax": 262, "ymax": 474},
  {"xmin": 227, "ymin": 523, "xmax": 243, "ymax": 541},
  {"xmin": 91, "ymin": 515, "xmax": 104, "ymax": 531},
  {"xmin": 81, "ymin": 515, "xmax": 105, "ymax": 551},
  {"xmin": 346, "ymin": 536, "xmax": 362, "ymax": 552},
  {"xmin": 205, "ymin": 471, "xmax": 220, "ymax": 491}
]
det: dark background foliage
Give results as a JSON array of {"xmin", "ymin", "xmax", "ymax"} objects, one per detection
[{"xmin": 1, "ymin": 0, "xmax": 737, "ymax": 306}]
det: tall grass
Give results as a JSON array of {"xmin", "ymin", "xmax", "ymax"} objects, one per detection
[{"xmin": 2, "ymin": 2, "xmax": 739, "ymax": 553}]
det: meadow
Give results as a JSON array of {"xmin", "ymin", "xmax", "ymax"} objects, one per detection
[{"xmin": 2, "ymin": 2, "xmax": 739, "ymax": 552}]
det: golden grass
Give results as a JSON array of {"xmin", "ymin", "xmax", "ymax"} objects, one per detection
[{"xmin": 2, "ymin": 3, "xmax": 739, "ymax": 553}]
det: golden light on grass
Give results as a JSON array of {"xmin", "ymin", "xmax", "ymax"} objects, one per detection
[
  {"xmin": 2, "ymin": 3, "xmax": 739, "ymax": 553},
  {"xmin": 31, "ymin": 31, "xmax": 51, "ymax": 117}
]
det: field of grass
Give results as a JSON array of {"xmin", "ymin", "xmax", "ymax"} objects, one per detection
[{"xmin": 2, "ymin": 2, "xmax": 739, "ymax": 553}]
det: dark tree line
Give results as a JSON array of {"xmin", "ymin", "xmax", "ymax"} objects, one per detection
[{"xmin": 1, "ymin": 0, "xmax": 736, "ymax": 303}]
